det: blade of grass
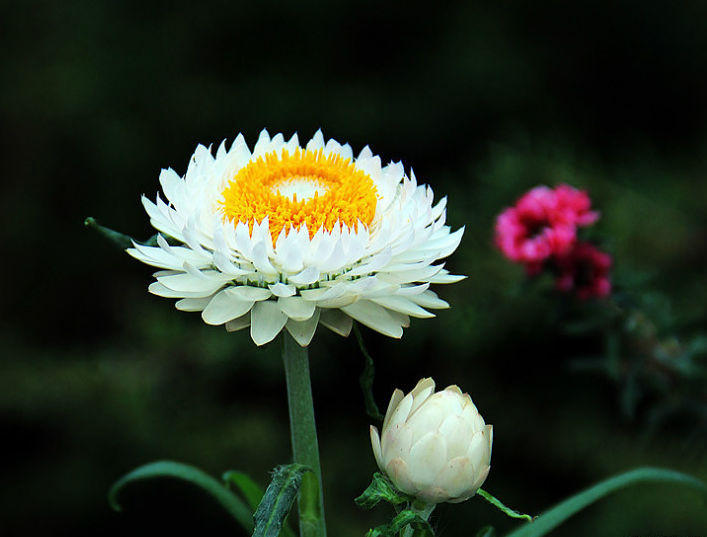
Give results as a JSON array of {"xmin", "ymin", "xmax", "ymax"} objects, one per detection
[
  {"xmin": 109, "ymin": 460, "xmax": 253, "ymax": 533},
  {"xmin": 504, "ymin": 467, "xmax": 707, "ymax": 537}
]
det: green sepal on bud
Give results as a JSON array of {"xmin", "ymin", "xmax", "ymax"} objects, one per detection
[
  {"xmin": 357, "ymin": 474, "xmax": 433, "ymax": 537},
  {"xmin": 355, "ymin": 472, "xmax": 413, "ymax": 509},
  {"xmin": 365, "ymin": 509, "xmax": 434, "ymax": 537}
]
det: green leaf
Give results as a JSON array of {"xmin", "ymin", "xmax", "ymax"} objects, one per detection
[
  {"xmin": 366, "ymin": 509, "xmax": 435, "ymax": 537},
  {"xmin": 477, "ymin": 489, "xmax": 533, "ymax": 522},
  {"xmin": 84, "ymin": 216, "xmax": 175, "ymax": 249},
  {"xmin": 475, "ymin": 526, "xmax": 497, "ymax": 537},
  {"xmin": 85, "ymin": 217, "xmax": 143, "ymax": 249},
  {"xmin": 253, "ymin": 463, "xmax": 311, "ymax": 537},
  {"xmin": 108, "ymin": 460, "xmax": 253, "ymax": 533},
  {"xmin": 503, "ymin": 467, "xmax": 707, "ymax": 537},
  {"xmin": 223, "ymin": 470, "xmax": 265, "ymax": 512},
  {"xmin": 355, "ymin": 323, "xmax": 385, "ymax": 423},
  {"xmin": 355, "ymin": 472, "xmax": 412, "ymax": 509}
]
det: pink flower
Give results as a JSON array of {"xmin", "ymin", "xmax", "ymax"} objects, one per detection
[
  {"xmin": 554, "ymin": 242, "xmax": 612, "ymax": 300},
  {"xmin": 494, "ymin": 184, "xmax": 599, "ymax": 263}
]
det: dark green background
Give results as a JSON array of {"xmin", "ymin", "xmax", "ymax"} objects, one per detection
[{"xmin": 1, "ymin": 1, "xmax": 707, "ymax": 535}]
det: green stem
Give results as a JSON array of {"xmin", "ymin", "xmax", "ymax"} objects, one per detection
[
  {"xmin": 282, "ymin": 333, "xmax": 327, "ymax": 537},
  {"xmin": 402, "ymin": 502, "xmax": 435, "ymax": 537}
]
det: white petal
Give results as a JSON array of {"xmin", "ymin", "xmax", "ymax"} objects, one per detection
[
  {"xmin": 268, "ymin": 282, "xmax": 296, "ymax": 298},
  {"xmin": 175, "ymin": 297, "xmax": 212, "ymax": 312},
  {"xmin": 285, "ymin": 310, "xmax": 320, "ymax": 346},
  {"xmin": 382, "ymin": 389, "xmax": 405, "ymax": 432},
  {"xmin": 407, "ymin": 432, "xmax": 447, "ymax": 490},
  {"xmin": 228, "ymin": 286, "xmax": 272, "ymax": 301},
  {"xmin": 319, "ymin": 309, "xmax": 353, "ymax": 337},
  {"xmin": 346, "ymin": 247, "xmax": 393, "ymax": 277},
  {"xmin": 428, "ymin": 269, "xmax": 466, "ymax": 284},
  {"xmin": 278, "ymin": 296, "xmax": 317, "ymax": 321},
  {"xmin": 439, "ymin": 415, "xmax": 473, "ymax": 459},
  {"xmin": 157, "ymin": 271, "xmax": 227, "ymax": 294},
  {"xmin": 384, "ymin": 458, "xmax": 416, "ymax": 496},
  {"xmin": 378, "ymin": 264, "xmax": 444, "ymax": 284},
  {"xmin": 288, "ymin": 266, "xmax": 321, "ymax": 286},
  {"xmin": 251, "ymin": 241, "xmax": 279, "ymax": 276},
  {"xmin": 370, "ymin": 426, "xmax": 384, "ymax": 470},
  {"xmin": 409, "ymin": 379, "xmax": 436, "ymax": 415},
  {"xmin": 470, "ymin": 465, "xmax": 491, "ymax": 494},
  {"xmin": 370, "ymin": 296, "xmax": 434, "ymax": 318},
  {"xmin": 225, "ymin": 314, "xmax": 251, "ymax": 332},
  {"xmin": 383, "ymin": 421, "xmax": 413, "ymax": 469},
  {"xmin": 313, "ymin": 294, "xmax": 359, "ymax": 309},
  {"xmin": 467, "ymin": 429, "xmax": 492, "ymax": 470},
  {"xmin": 436, "ymin": 456, "xmax": 475, "ymax": 499},
  {"xmin": 201, "ymin": 288, "xmax": 256, "ymax": 325},
  {"xmin": 253, "ymin": 129, "xmax": 271, "ymax": 156},
  {"xmin": 149, "ymin": 281, "xmax": 216, "ymax": 299},
  {"xmin": 408, "ymin": 290, "xmax": 450, "ymax": 309},
  {"xmin": 159, "ymin": 168, "xmax": 183, "ymax": 203},
  {"xmin": 306, "ymin": 130, "xmax": 325, "ymax": 151},
  {"xmin": 318, "ymin": 240, "xmax": 346, "ymax": 273},
  {"xmin": 341, "ymin": 301, "xmax": 404, "ymax": 338},
  {"xmin": 250, "ymin": 301, "xmax": 288, "ymax": 346},
  {"xmin": 128, "ymin": 242, "xmax": 205, "ymax": 271},
  {"xmin": 213, "ymin": 251, "xmax": 253, "ymax": 277},
  {"xmin": 394, "ymin": 283, "xmax": 430, "ymax": 296},
  {"xmin": 384, "ymin": 393, "xmax": 414, "ymax": 435}
]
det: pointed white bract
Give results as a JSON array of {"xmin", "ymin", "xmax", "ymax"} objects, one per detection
[
  {"xmin": 128, "ymin": 130, "xmax": 465, "ymax": 346},
  {"xmin": 370, "ymin": 378, "xmax": 493, "ymax": 504}
]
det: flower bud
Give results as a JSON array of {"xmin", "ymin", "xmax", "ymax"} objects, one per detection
[{"xmin": 370, "ymin": 378, "xmax": 493, "ymax": 504}]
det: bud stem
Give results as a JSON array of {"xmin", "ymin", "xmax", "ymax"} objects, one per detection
[
  {"xmin": 402, "ymin": 502, "xmax": 435, "ymax": 537},
  {"xmin": 282, "ymin": 333, "xmax": 327, "ymax": 537}
]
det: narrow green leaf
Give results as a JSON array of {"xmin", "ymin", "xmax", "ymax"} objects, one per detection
[
  {"xmin": 84, "ymin": 217, "xmax": 169, "ymax": 249},
  {"xmin": 475, "ymin": 526, "xmax": 497, "ymax": 537},
  {"xmin": 253, "ymin": 463, "xmax": 311, "ymax": 537},
  {"xmin": 223, "ymin": 470, "xmax": 265, "ymax": 512},
  {"xmin": 477, "ymin": 489, "xmax": 533, "ymax": 522},
  {"xmin": 355, "ymin": 472, "xmax": 412, "ymax": 509},
  {"xmin": 355, "ymin": 323, "xmax": 385, "ymax": 423},
  {"xmin": 504, "ymin": 467, "xmax": 707, "ymax": 537},
  {"xmin": 85, "ymin": 217, "xmax": 142, "ymax": 249},
  {"xmin": 108, "ymin": 460, "xmax": 253, "ymax": 533}
]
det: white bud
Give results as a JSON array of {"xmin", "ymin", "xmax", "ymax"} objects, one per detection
[{"xmin": 370, "ymin": 378, "xmax": 493, "ymax": 504}]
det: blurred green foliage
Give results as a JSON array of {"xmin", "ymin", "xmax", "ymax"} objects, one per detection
[{"xmin": 1, "ymin": 0, "xmax": 707, "ymax": 536}]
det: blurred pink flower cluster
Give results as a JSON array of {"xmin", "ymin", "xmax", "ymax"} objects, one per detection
[{"xmin": 495, "ymin": 184, "xmax": 612, "ymax": 299}]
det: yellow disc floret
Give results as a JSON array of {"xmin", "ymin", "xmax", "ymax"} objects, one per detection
[{"xmin": 220, "ymin": 148, "xmax": 378, "ymax": 243}]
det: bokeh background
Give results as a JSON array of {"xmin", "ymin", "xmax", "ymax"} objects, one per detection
[{"xmin": 2, "ymin": 1, "xmax": 707, "ymax": 535}]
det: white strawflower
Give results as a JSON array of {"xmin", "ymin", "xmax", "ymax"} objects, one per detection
[
  {"xmin": 370, "ymin": 378, "xmax": 492, "ymax": 504},
  {"xmin": 128, "ymin": 130, "xmax": 464, "ymax": 346}
]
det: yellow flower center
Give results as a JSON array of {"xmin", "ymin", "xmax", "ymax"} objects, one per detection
[{"xmin": 220, "ymin": 148, "xmax": 378, "ymax": 243}]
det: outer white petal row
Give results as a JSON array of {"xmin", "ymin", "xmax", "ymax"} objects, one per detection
[{"xmin": 128, "ymin": 130, "xmax": 465, "ymax": 346}]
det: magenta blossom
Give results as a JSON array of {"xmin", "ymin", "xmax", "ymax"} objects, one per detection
[
  {"xmin": 554, "ymin": 242, "xmax": 612, "ymax": 300},
  {"xmin": 495, "ymin": 184, "xmax": 599, "ymax": 263}
]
